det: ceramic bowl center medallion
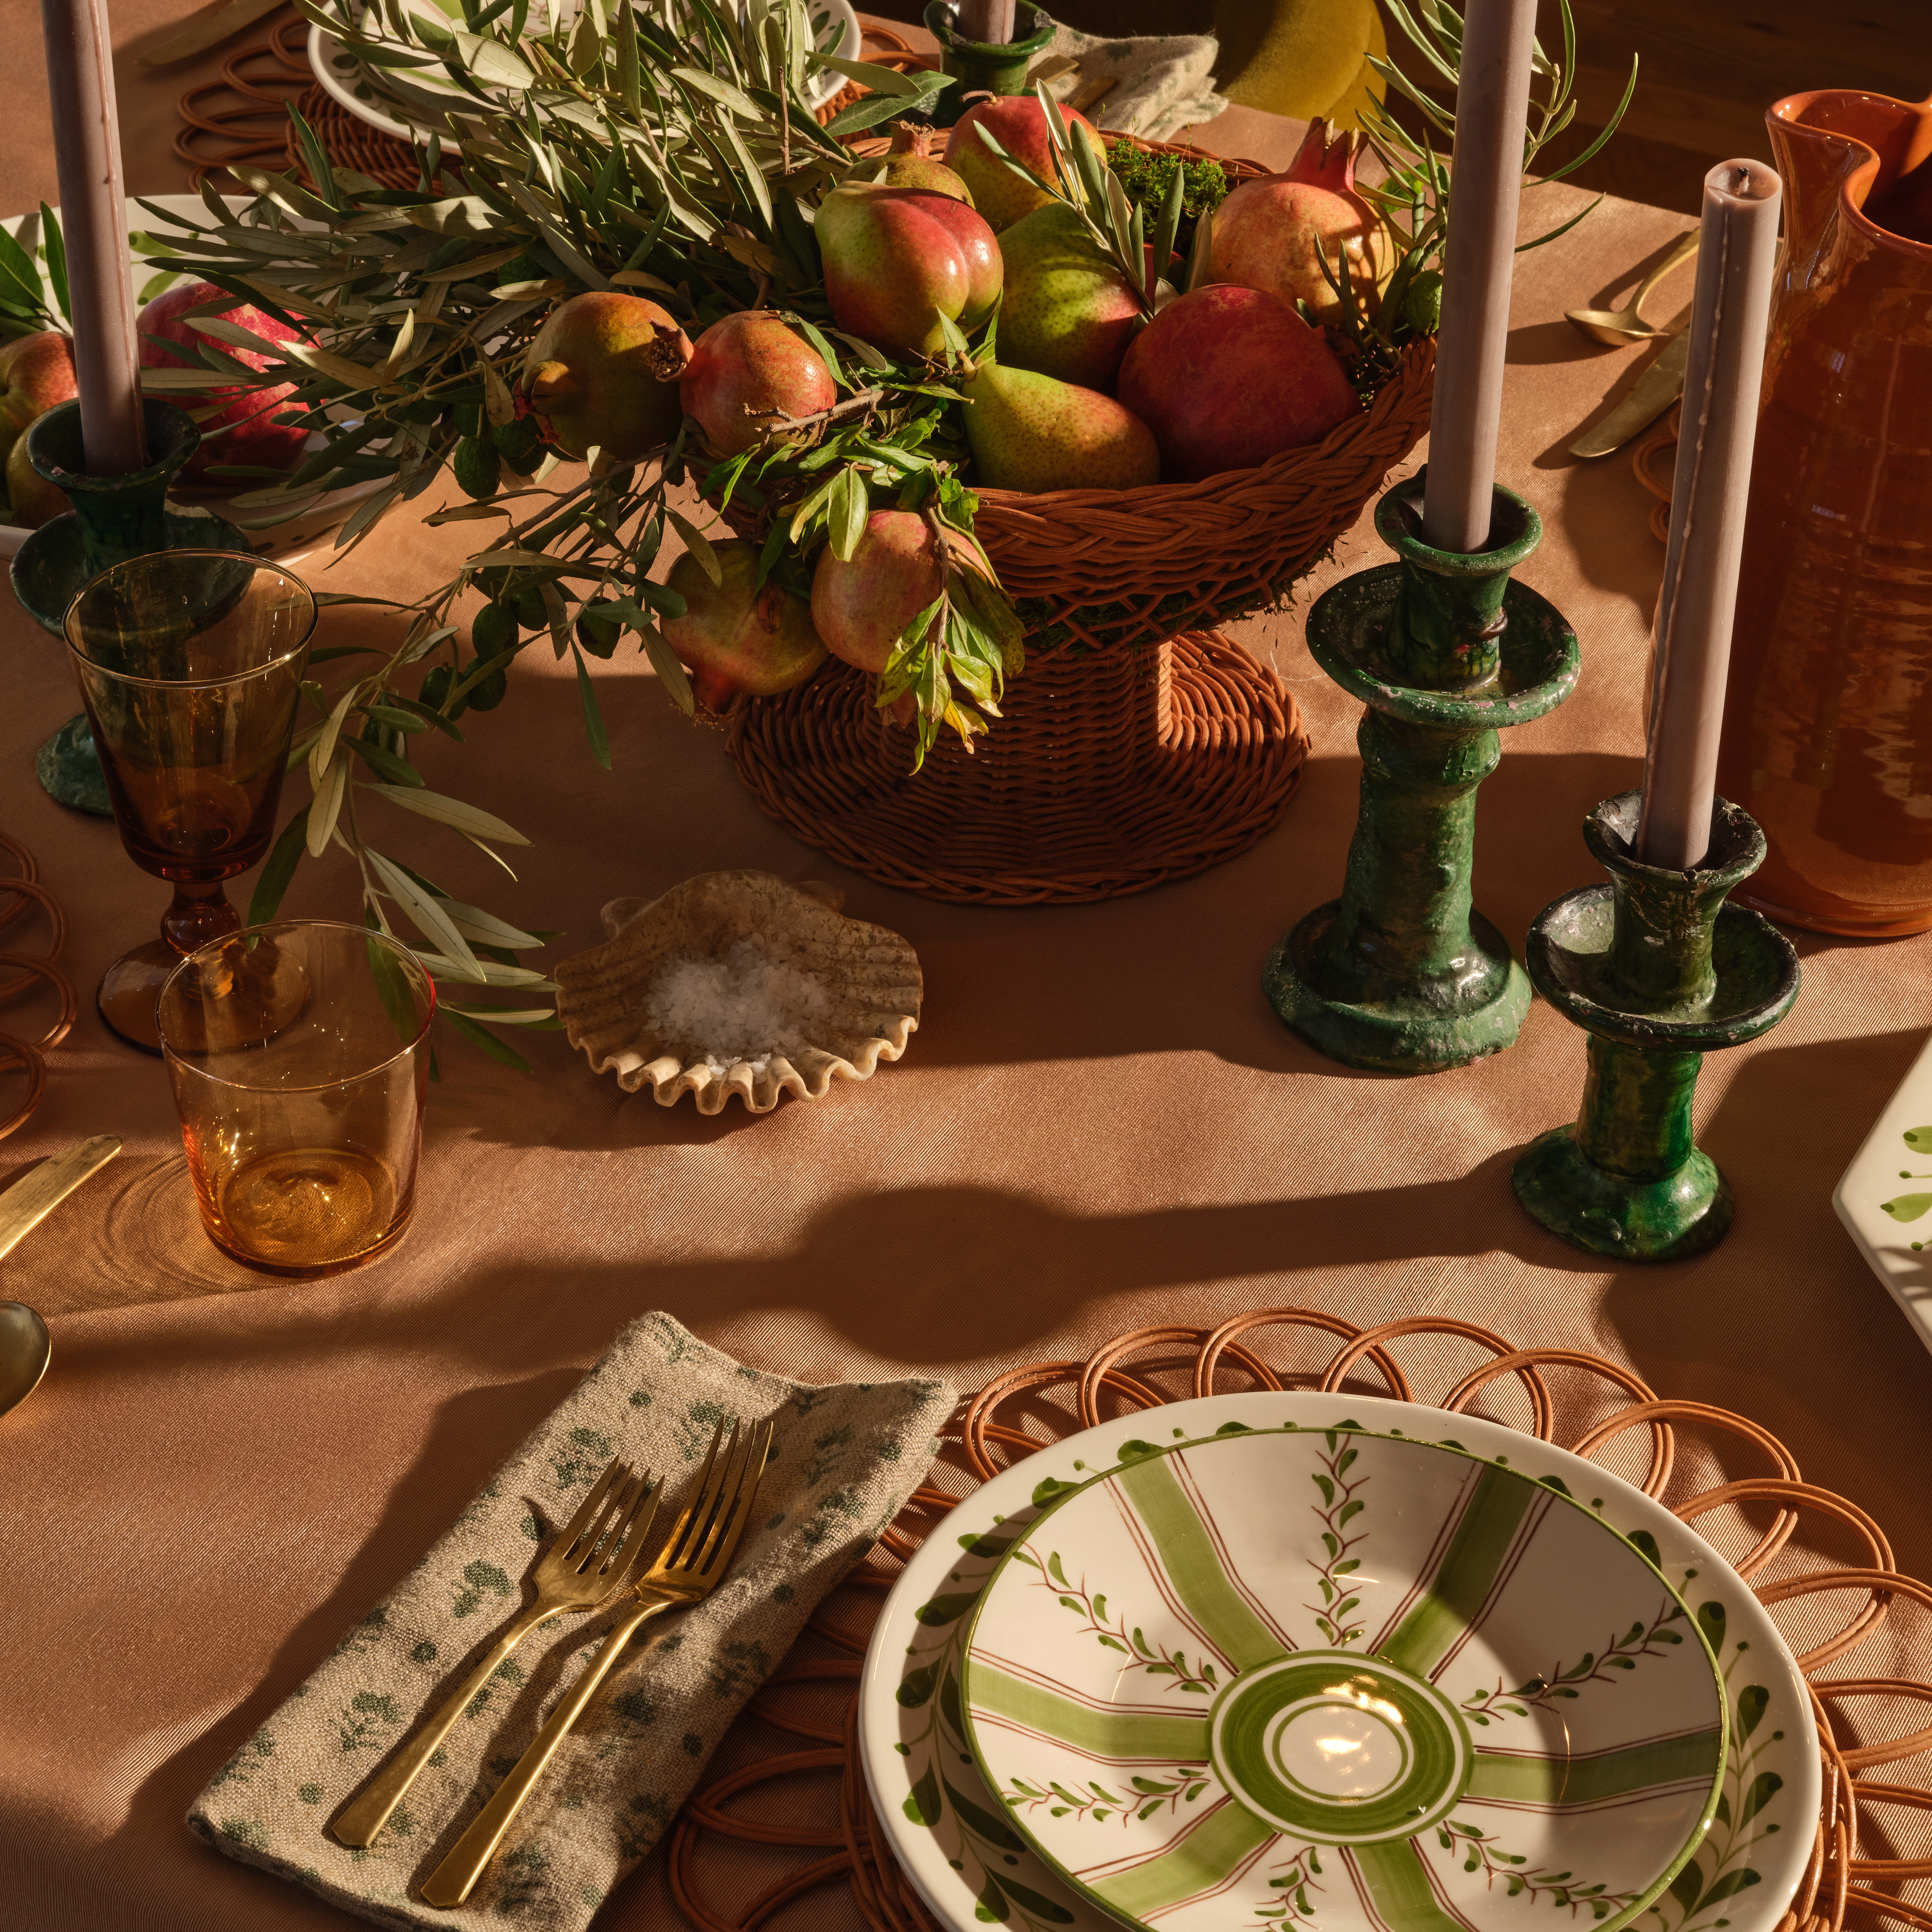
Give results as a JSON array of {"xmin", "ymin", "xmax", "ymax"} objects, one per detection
[{"xmin": 1213, "ymin": 1653, "xmax": 1470, "ymax": 1841}]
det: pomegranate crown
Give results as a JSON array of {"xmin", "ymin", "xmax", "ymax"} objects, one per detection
[{"xmin": 1282, "ymin": 118, "xmax": 1365, "ymax": 194}]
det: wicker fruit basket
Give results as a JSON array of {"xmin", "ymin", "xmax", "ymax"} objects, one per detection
[
  {"xmin": 730, "ymin": 315, "xmax": 1434, "ymax": 908},
  {"xmin": 727, "ymin": 111, "xmax": 1435, "ymax": 905}
]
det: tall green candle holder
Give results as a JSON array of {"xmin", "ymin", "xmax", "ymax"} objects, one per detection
[
  {"xmin": 1264, "ymin": 472, "xmax": 1580, "ymax": 1073},
  {"xmin": 1512, "ymin": 790, "xmax": 1800, "ymax": 1261},
  {"xmin": 10, "ymin": 397, "xmax": 246, "ymax": 815},
  {"xmin": 923, "ymin": 4, "xmax": 1056, "ymax": 122}
]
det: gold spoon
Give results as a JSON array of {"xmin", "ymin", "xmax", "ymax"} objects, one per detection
[
  {"xmin": 1566, "ymin": 230, "xmax": 1700, "ymax": 346},
  {"xmin": 0, "ymin": 1136, "xmax": 121, "ymax": 1419}
]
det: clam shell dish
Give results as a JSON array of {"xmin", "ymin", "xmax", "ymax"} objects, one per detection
[{"xmin": 553, "ymin": 870, "xmax": 921, "ymax": 1114}]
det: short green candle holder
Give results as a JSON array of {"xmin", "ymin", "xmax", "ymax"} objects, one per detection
[
  {"xmin": 1512, "ymin": 790, "xmax": 1800, "ymax": 1262},
  {"xmin": 1264, "ymin": 472, "xmax": 1580, "ymax": 1074},
  {"xmin": 923, "ymin": 3, "xmax": 1057, "ymax": 122},
  {"xmin": 10, "ymin": 396, "xmax": 246, "ymax": 815}
]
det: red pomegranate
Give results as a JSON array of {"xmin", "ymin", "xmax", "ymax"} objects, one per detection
[
  {"xmin": 810, "ymin": 511, "xmax": 942, "ymax": 675},
  {"xmin": 1116, "ymin": 285, "xmax": 1359, "ymax": 483},
  {"xmin": 1208, "ymin": 120, "xmax": 1391, "ymax": 327},
  {"xmin": 662, "ymin": 540, "xmax": 826, "ymax": 711},
  {"xmin": 137, "ymin": 281, "xmax": 309, "ymax": 480},
  {"xmin": 679, "ymin": 312, "xmax": 837, "ymax": 457}
]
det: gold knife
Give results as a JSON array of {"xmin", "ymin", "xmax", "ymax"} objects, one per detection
[
  {"xmin": 0, "ymin": 1137, "xmax": 122, "ymax": 1261},
  {"xmin": 1569, "ymin": 328, "xmax": 1692, "ymax": 459}
]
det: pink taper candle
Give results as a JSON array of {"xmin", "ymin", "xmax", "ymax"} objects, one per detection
[
  {"xmin": 1636, "ymin": 159, "xmax": 1783, "ymax": 871},
  {"xmin": 1421, "ymin": 0, "xmax": 1539, "ymax": 554},
  {"xmin": 40, "ymin": 0, "xmax": 146, "ymax": 474}
]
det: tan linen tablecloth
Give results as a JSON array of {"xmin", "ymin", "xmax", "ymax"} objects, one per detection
[{"xmin": 5, "ymin": 8, "xmax": 1931, "ymax": 1931}]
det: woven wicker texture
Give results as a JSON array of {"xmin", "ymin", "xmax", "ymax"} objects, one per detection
[
  {"xmin": 171, "ymin": 11, "xmax": 313, "ymax": 189},
  {"xmin": 667, "ymin": 1308, "xmax": 1932, "ymax": 1932},
  {"xmin": 1633, "ymin": 401, "xmax": 1681, "ymax": 543},
  {"xmin": 728, "ymin": 627, "xmax": 1308, "ymax": 904}
]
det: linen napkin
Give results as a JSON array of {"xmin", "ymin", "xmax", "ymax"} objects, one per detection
[
  {"xmin": 187, "ymin": 1312, "xmax": 952, "ymax": 1930},
  {"xmin": 1034, "ymin": 27, "xmax": 1226, "ymax": 143}
]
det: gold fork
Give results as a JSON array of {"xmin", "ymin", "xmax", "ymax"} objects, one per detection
[
  {"xmin": 330, "ymin": 1456, "xmax": 659, "ymax": 1849},
  {"xmin": 419, "ymin": 1416, "xmax": 773, "ymax": 1907}
]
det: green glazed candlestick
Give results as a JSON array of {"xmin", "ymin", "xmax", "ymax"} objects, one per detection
[
  {"xmin": 10, "ymin": 396, "xmax": 247, "ymax": 814},
  {"xmin": 1512, "ymin": 790, "xmax": 1800, "ymax": 1261},
  {"xmin": 923, "ymin": 4, "xmax": 1057, "ymax": 123},
  {"xmin": 1264, "ymin": 472, "xmax": 1580, "ymax": 1073}
]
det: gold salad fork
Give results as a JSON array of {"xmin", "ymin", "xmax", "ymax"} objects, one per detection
[
  {"xmin": 420, "ymin": 1416, "xmax": 773, "ymax": 1907},
  {"xmin": 330, "ymin": 1456, "xmax": 659, "ymax": 1849}
]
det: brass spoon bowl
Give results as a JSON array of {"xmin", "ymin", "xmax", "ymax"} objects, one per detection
[
  {"xmin": 1566, "ymin": 230, "xmax": 1699, "ymax": 345},
  {"xmin": 0, "ymin": 1300, "xmax": 50, "ymax": 1417},
  {"xmin": 0, "ymin": 1135, "xmax": 121, "ymax": 1419}
]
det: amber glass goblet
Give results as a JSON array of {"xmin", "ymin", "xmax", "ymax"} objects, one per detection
[
  {"xmin": 64, "ymin": 550, "xmax": 315, "ymax": 1052},
  {"xmin": 158, "ymin": 922, "xmax": 435, "ymax": 1277}
]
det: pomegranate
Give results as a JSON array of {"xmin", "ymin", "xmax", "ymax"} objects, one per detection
[
  {"xmin": 810, "ymin": 510, "xmax": 942, "ymax": 675},
  {"xmin": 1208, "ymin": 119, "xmax": 1391, "ymax": 326},
  {"xmin": 680, "ymin": 311, "xmax": 837, "ymax": 457},
  {"xmin": 522, "ymin": 292, "xmax": 691, "ymax": 464},
  {"xmin": 1116, "ymin": 285, "xmax": 1359, "ymax": 482},
  {"xmin": 137, "ymin": 282, "xmax": 309, "ymax": 481},
  {"xmin": 943, "ymin": 97, "xmax": 1097, "ymax": 232},
  {"xmin": 661, "ymin": 540, "xmax": 826, "ymax": 711}
]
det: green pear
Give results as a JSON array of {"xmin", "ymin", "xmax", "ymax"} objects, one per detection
[
  {"xmin": 996, "ymin": 202, "xmax": 1144, "ymax": 391},
  {"xmin": 961, "ymin": 359, "xmax": 1161, "ymax": 495}
]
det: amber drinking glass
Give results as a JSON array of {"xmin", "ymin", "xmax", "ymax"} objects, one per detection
[
  {"xmin": 64, "ymin": 550, "xmax": 314, "ymax": 1051},
  {"xmin": 157, "ymin": 922, "xmax": 435, "ymax": 1277}
]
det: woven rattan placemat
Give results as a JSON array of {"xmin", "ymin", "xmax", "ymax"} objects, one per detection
[{"xmin": 667, "ymin": 1310, "xmax": 1932, "ymax": 1932}]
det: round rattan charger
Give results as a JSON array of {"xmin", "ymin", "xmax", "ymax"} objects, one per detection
[
  {"xmin": 0, "ymin": 835, "xmax": 71, "ymax": 1140},
  {"xmin": 669, "ymin": 1307, "xmax": 1932, "ymax": 1932}
]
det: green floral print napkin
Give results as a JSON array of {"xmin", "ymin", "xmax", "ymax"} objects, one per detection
[
  {"xmin": 1035, "ymin": 27, "xmax": 1225, "ymax": 142},
  {"xmin": 186, "ymin": 1311, "xmax": 952, "ymax": 1930}
]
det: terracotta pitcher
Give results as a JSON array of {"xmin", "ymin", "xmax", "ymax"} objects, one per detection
[{"xmin": 1717, "ymin": 89, "xmax": 1932, "ymax": 935}]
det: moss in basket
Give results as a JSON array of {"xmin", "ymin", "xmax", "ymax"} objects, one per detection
[
  {"xmin": 124, "ymin": 0, "xmax": 1622, "ymax": 1073},
  {"xmin": 1104, "ymin": 144, "xmax": 1231, "ymax": 224}
]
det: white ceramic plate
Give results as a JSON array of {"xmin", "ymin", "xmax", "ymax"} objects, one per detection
[
  {"xmin": 0, "ymin": 197, "xmax": 383, "ymax": 563},
  {"xmin": 1833, "ymin": 1027, "xmax": 1932, "ymax": 1349},
  {"xmin": 961, "ymin": 1425, "xmax": 1725, "ymax": 1932},
  {"xmin": 860, "ymin": 1393, "xmax": 1819, "ymax": 1932},
  {"xmin": 308, "ymin": 0, "xmax": 863, "ymax": 151}
]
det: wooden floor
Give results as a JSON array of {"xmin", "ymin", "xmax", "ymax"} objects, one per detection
[{"xmin": 1404, "ymin": 0, "xmax": 1930, "ymax": 213}]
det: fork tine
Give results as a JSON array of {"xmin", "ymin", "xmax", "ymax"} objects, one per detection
[
  {"xmin": 554, "ymin": 1456, "xmax": 630, "ymax": 1559},
  {"xmin": 683, "ymin": 1421, "xmax": 745, "ymax": 1569},
  {"xmin": 659, "ymin": 1419, "xmax": 729, "ymax": 1570},
  {"xmin": 692, "ymin": 1419, "xmax": 771, "ymax": 1578},
  {"xmin": 568, "ymin": 1470, "xmax": 641, "ymax": 1576},
  {"xmin": 595, "ymin": 1474, "xmax": 660, "ymax": 1586}
]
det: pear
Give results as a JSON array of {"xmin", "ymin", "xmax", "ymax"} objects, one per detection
[
  {"xmin": 996, "ymin": 201, "xmax": 1144, "ymax": 391},
  {"xmin": 817, "ymin": 186, "xmax": 1002, "ymax": 357},
  {"xmin": 960, "ymin": 360, "xmax": 1160, "ymax": 495}
]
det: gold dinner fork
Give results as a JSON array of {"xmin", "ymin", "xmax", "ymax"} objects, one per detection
[
  {"xmin": 330, "ymin": 1456, "xmax": 659, "ymax": 1849},
  {"xmin": 419, "ymin": 1416, "xmax": 773, "ymax": 1907}
]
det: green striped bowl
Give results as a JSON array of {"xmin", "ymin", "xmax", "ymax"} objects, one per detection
[{"xmin": 959, "ymin": 1420, "xmax": 1727, "ymax": 1932}]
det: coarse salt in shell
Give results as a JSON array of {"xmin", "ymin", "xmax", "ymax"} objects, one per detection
[{"xmin": 553, "ymin": 870, "xmax": 921, "ymax": 1114}]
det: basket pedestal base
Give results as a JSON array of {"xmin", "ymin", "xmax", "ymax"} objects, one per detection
[{"xmin": 727, "ymin": 629, "xmax": 1310, "ymax": 906}]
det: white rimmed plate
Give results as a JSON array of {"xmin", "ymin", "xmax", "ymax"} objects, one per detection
[{"xmin": 859, "ymin": 1393, "xmax": 1818, "ymax": 1932}]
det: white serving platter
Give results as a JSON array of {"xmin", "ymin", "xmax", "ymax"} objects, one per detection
[{"xmin": 1834, "ymin": 1027, "xmax": 1932, "ymax": 1345}]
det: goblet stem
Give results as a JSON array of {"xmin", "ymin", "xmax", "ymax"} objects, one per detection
[{"xmin": 161, "ymin": 881, "xmax": 242, "ymax": 958}]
